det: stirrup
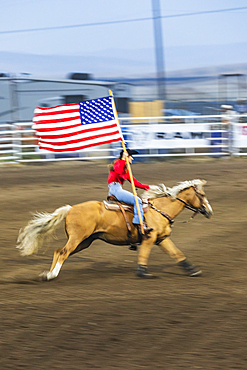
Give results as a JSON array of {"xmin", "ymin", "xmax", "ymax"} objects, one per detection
[{"xmin": 129, "ymin": 244, "xmax": 138, "ymax": 251}]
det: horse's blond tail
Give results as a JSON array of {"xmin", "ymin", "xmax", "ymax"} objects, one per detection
[{"xmin": 17, "ymin": 205, "xmax": 72, "ymax": 256}]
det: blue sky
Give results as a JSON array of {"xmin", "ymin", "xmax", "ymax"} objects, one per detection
[{"xmin": 1, "ymin": 0, "xmax": 247, "ymax": 78}]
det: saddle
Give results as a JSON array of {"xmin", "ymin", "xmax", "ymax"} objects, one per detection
[
  {"xmin": 104, "ymin": 195, "xmax": 149, "ymax": 245},
  {"xmin": 104, "ymin": 196, "xmax": 133, "ymax": 213},
  {"xmin": 104, "ymin": 195, "xmax": 149, "ymax": 213}
]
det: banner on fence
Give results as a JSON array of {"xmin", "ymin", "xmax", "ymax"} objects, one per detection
[
  {"xmin": 124, "ymin": 123, "xmax": 210, "ymax": 149},
  {"xmin": 233, "ymin": 123, "xmax": 247, "ymax": 148}
]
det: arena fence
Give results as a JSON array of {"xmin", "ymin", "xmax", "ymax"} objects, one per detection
[{"xmin": 0, "ymin": 114, "xmax": 246, "ymax": 164}]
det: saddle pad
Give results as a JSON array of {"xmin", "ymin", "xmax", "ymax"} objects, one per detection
[
  {"xmin": 103, "ymin": 200, "xmax": 133, "ymax": 212},
  {"xmin": 103, "ymin": 200, "xmax": 149, "ymax": 213}
]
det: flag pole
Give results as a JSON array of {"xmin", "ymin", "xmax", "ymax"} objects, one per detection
[{"xmin": 109, "ymin": 90, "xmax": 145, "ymax": 235}]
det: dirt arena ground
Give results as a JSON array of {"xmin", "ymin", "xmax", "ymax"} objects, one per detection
[{"xmin": 0, "ymin": 158, "xmax": 247, "ymax": 369}]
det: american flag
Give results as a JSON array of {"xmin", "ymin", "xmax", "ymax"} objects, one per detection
[{"xmin": 32, "ymin": 96, "xmax": 123, "ymax": 152}]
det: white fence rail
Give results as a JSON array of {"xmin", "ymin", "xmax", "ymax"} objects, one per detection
[{"xmin": 0, "ymin": 115, "xmax": 246, "ymax": 164}]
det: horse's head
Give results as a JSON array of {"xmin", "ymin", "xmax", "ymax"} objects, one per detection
[
  {"xmin": 141, "ymin": 179, "xmax": 213, "ymax": 219},
  {"xmin": 176, "ymin": 180, "xmax": 213, "ymax": 219}
]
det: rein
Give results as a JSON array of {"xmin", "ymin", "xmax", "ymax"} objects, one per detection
[
  {"xmin": 176, "ymin": 197, "xmax": 200, "ymax": 213},
  {"xmin": 175, "ymin": 197, "xmax": 199, "ymax": 223}
]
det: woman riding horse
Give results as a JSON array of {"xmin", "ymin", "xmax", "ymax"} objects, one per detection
[
  {"xmin": 17, "ymin": 178, "xmax": 213, "ymax": 281},
  {"xmin": 108, "ymin": 149, "xmax": 154, "ymax": 238}
]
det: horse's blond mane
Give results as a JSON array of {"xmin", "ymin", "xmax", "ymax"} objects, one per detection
[{"xmin": 141, "ymin": 179, "xmax": 206, "ymax": 200}]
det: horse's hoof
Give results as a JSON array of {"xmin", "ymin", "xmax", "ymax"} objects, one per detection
[
  {"xmin": 189, "ymin": 267, "xmax": 202, "ymax": 277},
  {"xmin": 178, "ymin": 259, "xmax": 202, "ymax": 277},
  {"xmin": 39, "ymin": 271, "xmax": 49, "ymax": 281},
  {"xmin": 136, "ymin": 265, "xmax": 154, "ymax": 278}
]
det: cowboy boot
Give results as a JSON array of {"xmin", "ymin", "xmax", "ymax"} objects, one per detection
[
  {"xmin": 133, "ymin": 223, "xmax": 153, "ymax": 240},
  {"xmin": 143, "ymin": 222, "xmax": 153, "ymax": 235},
  {"xmin": 143, "ymin": 216, "xmax": 153, "ymax": 235},
  {"xmin": 134, "ymin": 224, "xmax": 150, "ymax": 240}
]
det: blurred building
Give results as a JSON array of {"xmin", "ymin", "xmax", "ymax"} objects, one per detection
[
  {"xmin": 1, "ymin": 68, "xmax": 247, "ymax": 122},
  {"xmin": 0, "ymin": 74, "xmax": 132, "ymax": 123}
]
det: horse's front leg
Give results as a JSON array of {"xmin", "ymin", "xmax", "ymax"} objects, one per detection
[
  {"xmin": 158, "ymin": 237, "xmax": 202, "ymax": 276},
  {"xmin": 158, "ymin": 237, "xmax": 185, "ymax": 262}
]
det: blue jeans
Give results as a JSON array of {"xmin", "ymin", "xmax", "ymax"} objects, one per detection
[{"xmin": 108, "ymin": 182, "xmax": 144, "ymax": 224}]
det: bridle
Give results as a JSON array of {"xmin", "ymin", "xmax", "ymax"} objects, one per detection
[
  {"xmin": 148, "ymin": 185, "xmax": 208, "ymax": 224},
  {"xmin": 176, "ymin": 185, "xmax": 208, "ymax": 218}
]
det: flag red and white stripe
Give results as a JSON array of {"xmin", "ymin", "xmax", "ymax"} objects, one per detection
[{"xmin": 32, "ymin": 96, "xmax": 123, "ymax": 152}]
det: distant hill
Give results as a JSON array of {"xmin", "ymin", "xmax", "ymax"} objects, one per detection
[{"xmin": 1, "ymin": 41, "xmax": 247, "ymax": 79}]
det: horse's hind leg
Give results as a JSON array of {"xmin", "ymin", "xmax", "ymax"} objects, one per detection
[
  {"xmin": 46, "ymin": 234, "xmax": 98, "ymax": 278},
  {"xmin": 40, "ymin": 235, "xmax": 81, "ymax": 281},
  {"xmin": 41, "ymin": 230, "xmax": 98, "ymax": 281}
]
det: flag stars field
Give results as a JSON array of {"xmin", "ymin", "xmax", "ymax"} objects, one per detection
[{"xmin": 32, "ymin": 95, "xmax": 123, "ymax": 152}]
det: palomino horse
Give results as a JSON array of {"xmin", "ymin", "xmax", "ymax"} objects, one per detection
[{"xmin": 17, "ymin": 179, "xmax": 213, "ymax": 280}]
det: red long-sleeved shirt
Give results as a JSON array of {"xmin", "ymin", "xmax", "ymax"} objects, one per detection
[{"xmin": 108, "ymin": 159, "xmax": 149, "ymax": 190}]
